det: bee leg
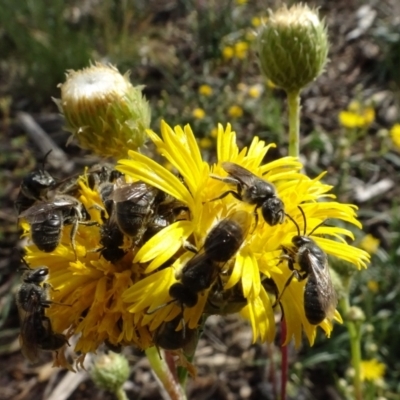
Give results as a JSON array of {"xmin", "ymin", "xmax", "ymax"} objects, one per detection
[
  {"xmin": 273, "ymin": 270, "xmax": 299, "ymax": 307},
  {"xmin": 209, "ymin": 189, "xmax": 242, "ymax": 203},
  {"xmin": 209, "ymin": 174, "xmax": 239, "ymax": 186},
  {"xmin": 183, "ymin": 241, "xmax": 198, "ymax": 254},
  {"xmin": 146, "ymin": 298, "xmax": 175, "ymax": 315},
  {"xmin": 252, "ymin": 209, "xmax": 259, "ymax": 232}
]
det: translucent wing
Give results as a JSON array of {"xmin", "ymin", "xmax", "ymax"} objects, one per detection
[
  {"xmin": 111, "ymin": 182, "xmax": 158, "ymax": 202},
  {"xmin": 307, "ymin": 251, "xmax": 337, "ymax": 319},
  {"xmin": 221, "ymin": 162, "xmax": 258, "ymax": 188}
]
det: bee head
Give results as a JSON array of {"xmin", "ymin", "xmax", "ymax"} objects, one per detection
[{"xmin": 23, "ymin": 267, "xmax": 49, "ymax": 284}]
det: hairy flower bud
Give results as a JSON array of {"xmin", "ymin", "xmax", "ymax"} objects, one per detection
[
  {"xmin": 90, "ymin": 352, "xmax": 129, "ymax": 394},
  {"xmin": 55, "ymin": 63, "xmax": 151, "ymax": 158},
  {"xmin": 257, "ymin": 4, "xmax": 329, "ymax": 93}
]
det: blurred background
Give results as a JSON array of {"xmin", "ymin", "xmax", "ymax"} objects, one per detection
[{"xmin": 0, "ymin": 0, "xmax": 399, "ymax": 399}]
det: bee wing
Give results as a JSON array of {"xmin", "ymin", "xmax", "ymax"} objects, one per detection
[
  {"xmin": 17, "ymin": 308, "xmax": 41, "ymax": 363},
  {"xmin": 221, "ymin": 162, "xmax": 257, "ymax": 188},
  {"xmin": 308, "ymin": 253, "xmax": 337, "ymax": 319},
  {"xmin": 19, "ymin": 202, "xmax": 63, "ymax": 223},
  {"xmin": 111, "ymin": 182, "xmax": 158, "ymax": 202}
]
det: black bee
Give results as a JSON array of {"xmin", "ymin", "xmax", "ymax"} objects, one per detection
[
  {"xmin": 204, "ymin": 281, "xmax": 247, "ymax": 316},
  {"xmin": 279, "ymin": 206, "xmax": 337, "ymax": 325},
  {"xmin": 168, "ymin": 210, "xmax": 251, "ymax": 311},
  {"xmin": 211, "ymin": 162, "xmax": 285, "ymax": 226},
  {"xmin": 110, "ymin": 180, "xmax": 161, "ymax": 244},
  {"xmin": 19, "ymin": 195, "xmax": 94, "ymax": 256},
  {"xmin": 153, "ymin": 314, "xmax": 197, "ymax": 352},
  {"xmin": 16, "ymin": 261, "xmax": 68, "ymax": 362},
  {"xmin": 55, "ymin": 162, "xmax": 122, "ymax": 199},
  {"xmin": 143, "ymin": 196, "xmax": 189, "ymax": 242},
  {"xmin": 98, "ymin": 209, "xmax": 126, "ymax": 263},
  {"xmin": 15, "ymin": 151, "xmax": 57, "ymax": 214}
]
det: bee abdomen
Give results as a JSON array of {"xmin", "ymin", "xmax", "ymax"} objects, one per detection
[
  {"xmin": 304, "ymin": 280, "xmax": 326, "ymax": 325},
  {"xmin": 31, "ymin": 215, "xmax": 62, "ymax": 252}
]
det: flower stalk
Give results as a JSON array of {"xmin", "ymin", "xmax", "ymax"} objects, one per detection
[
  {"xmin": 145, "ymin": 347, "xmax": 187, "ymax": 400},
  {"xmin": 287, "ymin": 90, "xmax": 301, "ymax": 158},
  {"xmin": 341, "ymin": 277, "xmax": 363, "ymax": 400}
]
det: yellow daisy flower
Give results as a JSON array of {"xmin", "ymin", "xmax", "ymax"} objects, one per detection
[
  {"xmin": 338, "ymin": 101, "xmax": 375, "ymax": 129},
  {"xmin": 21, "ymin": 121, "xmax": 369, "ymax": 366},
  {"xmin": 390, "ymin": 123, "xmax": 400, "ymax": 149},
  {"xmin": 198, "ymin": 84, "xmax": 213, "ymax": 97},
  {"xmin": 117, "ymin": 121, "xmax": 369, "ymax": 347},
  {"xmin": 360, "ymin": 359, "xmax": 386, "ymax": 382},
  {"xmin": 192, "ymin": 107, "xmax": 206, "ymax": 119},
  {"xmin": 228, "ymin": 105, "xmax": 244, "ymax": 118}
]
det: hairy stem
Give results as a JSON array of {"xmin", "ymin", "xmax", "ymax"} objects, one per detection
[
  {"xmin": 287, "ymin": 90, "xmax": 301, "ymax": 158},
  {"xmin": 145, "ymin": 347, "xmax": 187, "ymax": 400}
]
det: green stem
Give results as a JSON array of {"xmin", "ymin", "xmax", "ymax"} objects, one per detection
[
  {"xmin": 340, "ymin": 278, "xmax": 363, "ymax": 400},
  {"xmin": 145, "ymin": 347, "xmax": 187, "ymax": 400},
  {"xmin": 287, "ymin": 89, "xmax": 301, "ymax": 158},
  {"xmin": 115, "ymin": 386, "xmax": 129, "ymax": 400}
]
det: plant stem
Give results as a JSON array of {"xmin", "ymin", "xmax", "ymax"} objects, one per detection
[
  {"xmin": 287, "ymin": 89, "xmax": 301, "ymax": 157},
  {"xmin": 280, "ymin": 318, "xmax": 288, "ymax": 400},
  {"xmin": 115, "ymin": 386, "xmax": 129, "ymax": 400},
  {"xmin": 340, "ymin": 278, "xmax": 363, "ymax": 400},
  {"xmin": 145, "ymin": 347, "xmax": 187, "ymax": 400}
]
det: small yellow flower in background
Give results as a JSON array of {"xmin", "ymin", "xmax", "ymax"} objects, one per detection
[
  {"xmin": 228, "ymin": 105, "xmax": 244, "ymax": 118},
  {"xmin": 251, "ymin": 16, "xmax": 262, "ymax": 27},
  {"xmin": 192, "ymin": 107, "xmax": 206, "ymax": 119},
  {"xmin": 235, "ymin": 0, "xmax": 247, "ymax": 5},
  {"xmin": 199, "ymin": 137, "xmax": 213, "ymax": 149},
  {"xmin": 339, "ymin": 101, "xmax": 375, "ymax": 129},
  {"xmin": 390, "ymin": 123, "xmax": 400, "ymax": 149},
  {"xmin": 222, "ymin": 46, "xmax": 234, "ymax": 60},
  {"xmin": 359, "ymin": 234, "xmax": 380, "ymax": 255},
  {"xmin": 360, "ymin": 359, "xmax": 386, "ymax": 382},
  {"xmin": 234, "ymin": 41, "xmax": 249, "ymax": 59},
  {"xmin": 367, "ymin": 280, "xmax": 379, "ymax": 293},
  {"xmin": 210, "ymin": 127, "xmax": 218, "ymax": 138},
  {"xmin": 249, "ymin": 84, "xmax": 263, "ymax": 98},
  {"xmin": 198, "ymin": 84, "xmax": 213, "ymax": 97}
]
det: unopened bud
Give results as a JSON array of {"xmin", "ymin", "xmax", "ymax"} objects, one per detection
[
  {"xmin": 257, "ymin": 4, "xmax": 329, "ymax": 93},
  {"xmin": 90, "ymin": 352, "xmax": 129, "ymax": 394},
  {"xmin": 55, "ymin": 63, "xmax": 150, "ymax": 158}
]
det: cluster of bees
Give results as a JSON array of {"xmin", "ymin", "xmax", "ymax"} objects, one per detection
[{"xmin": 14, "ymin": 153, "xmax": 336, "ymax": 360}]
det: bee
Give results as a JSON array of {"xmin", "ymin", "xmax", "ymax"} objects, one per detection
[
  {"xmin": 15, "ymin": 151, "xmax": 57, "ymax": 215},
  {"xmin": 204, "ymin": 281, "xmax": 247, "ymax": 316},
  {"xmin": 55, "ymin": 163, "xmax": 122, "ymax": 199},
  {"xmin": 168, "ymin": 210, "xmax": 251, "ymax": 311},
  {"xmin": 143, "ymin": 196, "xmax": 189, "ymax": 242},
  {"xmin": 19, "ymin": 195, "xmax": 94, "ymax": 256},
  {"xmin": 211, "ymin": 162, "xmax": 285, "ymax": 226},
  {"xmin": 16, "ymin": 262, "xmax": 68, "ymax": 362},
  {"xmin": 98, "ymin": 210, "xmax": 126, "ymax": 263},
  {"xmin": 110, "ymin": 180, "xmax": 161, "ymax": 244},
  {"xmin": 279, "ymin": 206, "xmax": 337, "ymax": 325},
  {"xmin": 153, "ymin": 314, "xmax": 197, "ymax": 352}
]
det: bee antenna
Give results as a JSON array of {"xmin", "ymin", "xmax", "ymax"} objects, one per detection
[
  {"xmin": 285, "ymin": 213, "xmax": 301, "ymax": 236},
  {"xmin": 14, "ymin": 248, "xmax": 30, "ymax": 270},
  {"xmin": 308, "ymin": 220, "xmax": 327, "ymax": 237},
  {"xmin": 41, "ymin": 149, "xmax": 53, "ymax": 170},
  {"xmin": 297, "ymin": 206, "xmax": 307, "ymax": 235}
]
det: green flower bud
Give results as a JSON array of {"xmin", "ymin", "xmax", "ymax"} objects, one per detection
[
  {"xmin": 257, "ymin": 4, "xmax": 329, "ymax": 93},
  {"xmin": 55, "ymin": 63, "xmax": 151, "ymax": 158},
  {"xmin": 90, "ymin": 352, "xmax": 130, "ymax": 394},
  {"xmin": 347, "ymin": 306, "xmax": 366, "ymax": 322}
]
